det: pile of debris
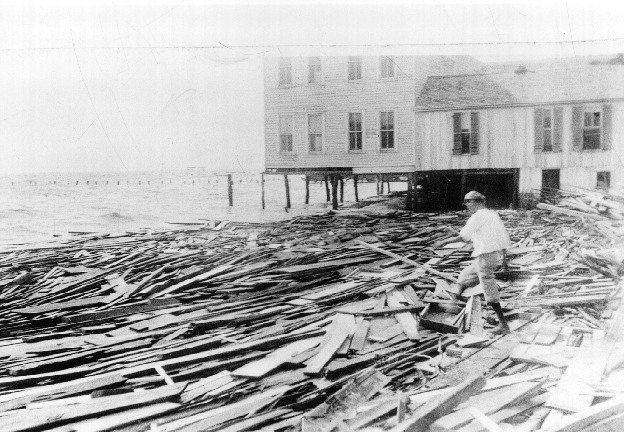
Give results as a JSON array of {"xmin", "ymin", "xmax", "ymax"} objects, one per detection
[{"xmin": 0, "ymin": 201, "xmax": 621, "ymax": 431}]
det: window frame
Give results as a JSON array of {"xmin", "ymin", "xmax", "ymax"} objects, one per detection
[
  {"xmin": 597, "ymin": 171, "xmax": 611, "ymax": 190},
  {"xmin": 308, "ymin": 56, "xmax": 322, "ymax": 84},
  {"xmin": 582, "ymin": 108, "xmax": 602, "ymax": 150},
  {"xmin": 348, "ymin": 112, "xmax": 363, "ymax": 152},
  {"xmin": 459, "ymin": 112, "xmax": 471, "ymax": 154},
  {"xmin": 278, "ymin": 57, "xmax": 292, "ymax": 86},
  {"xmin": 542, "ymin": 108, "xmax": 553, "ymax": 152},
  {"xmin": 307, "ymin": 113, "xmax": 324, "ymax": 153},
  {"xmin": 348, "ymin": 56, "xmax": 362, "ymax": 81},
  {"xmin": 278, "ymin": 114, "xmax": 294, "ymax": 153},
  {"xmin": 379, "ymin": 111, "xmax": 395, "ymax": 151},
  {"xmin": 380, "ymin": 56, "xmax": 395, "ymax": 79}
]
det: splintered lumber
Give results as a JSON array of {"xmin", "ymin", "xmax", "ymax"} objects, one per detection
[
  {"xmin": 51, "ymin": 402, "xmax": 181, "ymax": 432},
  {"xmin": 393, "ymin": 373, "xmax": 487, "ymax": 432},
  {"xmin": 543, "ymin": 394, "xmax": 624, "ymax": 432},
  {"xmin": 537, "ymin": 203, "xmax": 610, "ymax": 221},
  {"xmin": 0, "ymin": 373, "xmax": 127, "ymax": 412},
  {"xmin": 355, "ymin": 240, "xmax": 458, "ymax": 283},
  {"xmin": 304, "ymin": 314, "xmax": 356, "ymax": 376},
  {"xmin": 232, "ymin": 337, "xmax": 322, "ymax": 378},
  {"xmin": 430, "ymin": 381, "xmax": 543, "ymax": 431},
  {"xmin": 13, "ymin": 296, "xmax": 111, "ymax": 315},
  {"xmin": 273, "ymin": 256, "xmax": 379, "ymax": 277},
  {"xmin": 160, "ymin": 385, "xmax": 290, "ymax": 432},
  {"xmin": 0, "ymin": 383, "xmax": 186, "ymax": 432}
]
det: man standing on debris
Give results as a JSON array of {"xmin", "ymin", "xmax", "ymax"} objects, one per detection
[{"xmin": 432, "ymin": 191, "xmax": 511, "ymax": 335}]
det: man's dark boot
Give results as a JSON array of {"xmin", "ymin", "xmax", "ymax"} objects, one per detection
[{"xmin": 488, "ymin": 302, "xmax": 511, "ymax": 335}]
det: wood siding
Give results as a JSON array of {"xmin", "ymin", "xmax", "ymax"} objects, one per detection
[
  {"xmin": 415, "ymin": 103, "xmax": 624, "ymax": 191},
  {"xmin": 264, "ymin": 56, "xmax": 462, "ymax": 171}
]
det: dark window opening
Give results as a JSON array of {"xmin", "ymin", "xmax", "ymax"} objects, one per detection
[
  {"xmin": 348, "ymin": 113, "xmax": 362, "ymax": 151},
  {"xmin": 597, "ymin": 171, "xmax": 611, "ymax": 190}
]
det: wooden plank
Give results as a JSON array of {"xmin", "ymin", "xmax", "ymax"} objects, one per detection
[
  {"xmin": 0, "ymin": 383, "xmax": 186, "ymax": 432},
  {"xmin": 49, "ymin": 402, "xmax": 180, "ymax": 432},
  {"xmin": 13, "ymin": 296, "xmax": 111, "ymax": 315},
  {"xmin": 545, "ymin": 394, "xmax": 624, "ymax": 432},
  {"xmin": 431, "ymin": 381, "xmax": 542, "ymax": 431},
  {"xmin": 533, "ymin": 324, "xmax": 562, "ymax": 345},
  {"xmin": 304, "ymin": 314, "xmax": 356, "ymax": 376},
  {"xmin": 0, "ymin": 374, "xmax": 127, "ymax": 412},
  {"xmin": 349, "ymin": 319, "xmax": 370, "ymax": 352},
  {"xmin": 386, "ymin": 290, "xmax": 420, "ymax": 341},
  {"xmin": 469, "ymin": 296, "xmax": 484, "ymax": 335},
  {"xmin": 232, "ymin": 337, "xmax": 322, "ymax": 378},
  {"xmin": 467, "ymin": 408, "xmax": 505, "ymax": 432},
  {"xmin": 355, "ymin": 240, "xmax": 458, "ymax": 283},
  {"xmin": 394, "ymin": 373, "xmax": 487, "ymax": 432}
]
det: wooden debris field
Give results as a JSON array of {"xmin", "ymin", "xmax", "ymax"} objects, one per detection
[{"xmin": 0, "ymin": 191, "xmax": 623, "ymax": 432}]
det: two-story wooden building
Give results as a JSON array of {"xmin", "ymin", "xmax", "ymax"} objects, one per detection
[
  {"xmin": 263, "ymin": 54, "xmax": 482, "ymax": 207},
  {"xmin": 264, "ymin": 55, "xmax": 624, "ymax": 209}
]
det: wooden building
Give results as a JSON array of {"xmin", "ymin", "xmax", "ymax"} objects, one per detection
[
  {"xmin": 414, "ymin": 65, "xmax": 624, "ymax": 208},
  {"xmin": 264, "ymin": 54, "xmax": 624, "ymax": 209},
  {"xmin": 263, "ymin": 54, "xmax": 482, "ymax": 208}
]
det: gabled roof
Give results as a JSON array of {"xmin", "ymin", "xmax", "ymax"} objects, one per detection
[{"xmin": 415, "ymin": 65, "xmax": 624, "ymax": 111}]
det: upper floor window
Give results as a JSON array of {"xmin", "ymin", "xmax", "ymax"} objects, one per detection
[
  {"xmin": 452, "ymin": 112, "xmax": 480, "ymax": 155},
  {"xmin": 279, "ymin": 115, "xmax": 293, "ymax": 152},
  {"xmin": 279, "ymin": 57, "xmax": 292, "ymax": 86},
  {"xmin": 583, "ymin": 110, "xmax": 602, "ymax": 150},
  {"xmin": 308, "ymin": 57, "xmax": 322, "ymax": 83},
  {"xmin": 380, "ymin": 111, "xmax": 394, "ymax": 150},
  {"xmin": 308, "ymin": 114, "xmax": 323, "ymax": 152},
  {"xmin": 348, "ymin": 56, "xmax": 362, "ymax": 80},
  {"xmin": 349, "ymin": 113, "xmax": 363, "ymax": 151},
  {"xmin": 380, "ymin": 56, "xmax": 395, "ymax": 78}
]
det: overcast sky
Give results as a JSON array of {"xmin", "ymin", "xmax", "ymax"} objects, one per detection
[{"xmin": 1, "ymin": 0, "xmax": 623, "ymax": 174}]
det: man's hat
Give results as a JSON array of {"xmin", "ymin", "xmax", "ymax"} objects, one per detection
[{"xmin": 463, "ymin": 191, "xmax": 485, "ymax": 202}]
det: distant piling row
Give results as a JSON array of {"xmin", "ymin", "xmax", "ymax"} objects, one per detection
[{"xmin": 7, "ymin": 173, "xmax": 398, "ymax": 212}]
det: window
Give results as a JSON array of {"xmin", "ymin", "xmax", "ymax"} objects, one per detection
[
  {"xmin": 535, "ymin": 107, "xmax": 562, "ymax": 152},
  {"xmin": 452, "ymin": 112, "xmax": 480, "ymax": 155},
  {"xmin": 543, "ymin": 109, "xmax": 553, "ymax": 152},
  {"xmin": 583, "ymin": 110, "xmax": 601, "ymax": 150},
  {"xmin": 348, "ymin": 56, "xmax": 362, "ymax": 80},
  {"xmin": 380, "ymin": 56, "xmax": 395, "ymax": 78},
  {"xmin": 349, "ymin": 113, "xmax": 363, "ymax": 151},
  {"xmin": 597, "ymin": 172, "xmax": 611, "ymax": 190},
  {"xmin": 308, "ymin": 114, "xmax": 323, "ymax": 152},
  {"xmin": 279, "ymin": 115, "xmax": 293, "ymax": 152},
  {"xmin": 279, "ymin": 57, "xmax": 292, "ymax": 85},
  {"xmin": 380, "ymin": 111, "xmax": 394, "ymax": 150},
  {"xmin": 573, "ymin": 105, "xmax": 612, "ymax": 152},
  {"xmin": 308, "ymin": 57, "xmax": 322, "ymax": 83}
]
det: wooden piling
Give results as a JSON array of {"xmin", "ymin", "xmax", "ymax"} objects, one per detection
[
  {"xmin": 354, "ymin": 175, "xmax": 359, "ymax": 202},
  {"xmin": 407, "ymin": 174, "xmax": 414, "ymax": 211},
  {"xmin": 261, "ymin": 174, "xmax": 265, "ymax": 209},
  {"xmin": 324, "ymin": 176, "xmax": 330, "ymax": 202},
  {"xmin": 284, "ymin": 174, "xmax": 291, "ymax": 209},
  {"xmin": 305, "ymin": 176, "xmax": 310, "ymax": 205},
  {"xmin": 330, "ymin": 175, "xmax": 339, "ymax": 210},
  {"xmin": 339, "ymin": 177, "xmax": 344, "ymax": 203},
  {"xmin": 380, "ymin": 175, "xmax": 385, "ymax": 194},
  {"xmin": 227, "ymin": 174, "xmax": 233, "ymax": 206}
]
